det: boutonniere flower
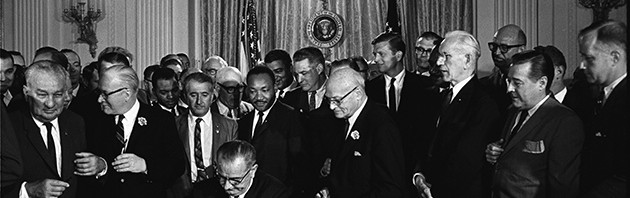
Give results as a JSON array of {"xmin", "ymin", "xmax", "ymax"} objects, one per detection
[
  {"xmin": 137, "ymin": 117, "xmax": 148, "ymax": 126},
  {"xmin": 350, "ymin": 130, "xmax": 360, "ymax": 140}
]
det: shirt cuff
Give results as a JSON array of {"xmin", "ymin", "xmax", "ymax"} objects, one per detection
[
  {"xmin": 19, "ymin": 182, "xmax": 29, "ymax": 198},
  {"xmin": 96, "ymin": 157, "xmax": 107, "ymax": 179}
]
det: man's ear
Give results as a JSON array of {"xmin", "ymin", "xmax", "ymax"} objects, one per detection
[
  {"xmin": 538, "ymin": 76, "xmax": 548, "ymax": 90},
  {"xmin": 22, "ymin": 85, "xmax": 29, "ymax": 96},
  {"xmin": 316, "ymin": 63, "xmax": 324, "ymax": 75},
  {"xmin": 555, "ymin": 66, "xmax": 565, "ymax": 79},
  {"xmin": 395, "ymin": 51, "xmax": 403, "ymax": 61},
  {"xmin": 610, "ymin": 50, "xmax": 621, "ymax": 66}
]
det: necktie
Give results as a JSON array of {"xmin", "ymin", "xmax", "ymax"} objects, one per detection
[
  {"xmin": 254, "ymin": 111, "xmax": 264, "ymax": 137},
  {"xmin": 171, "ymin": 108, "xmax": 177, "ymax": 117},
  {"xmin": 507, "ymin": 110, "xmax": 528, "ymax": 144},
  {"xmin": 309, "ymin": 91, "xmax": 316, "ymax": 111},
  {"xmin": 227, "ymin": 109, "xmax": 234, "ymax": 119},
  {"xmin": 194, "ymin": 118, "xmax": 206, "ymax": 181},
  {"xmin": 115, "ymin": 115, "xmax": 125, "ymax": 150},
  {"xmin": 440, "ymin": 87, "xmax": 453, "ymax": 117},
  {"xmin": 389, "ymin": 78, "xmax": 397, "ymax": 111},
  {"xmin": 279, "ymin": 90, "xmax": 285, "ymax": 98},
  {"xmin": 343, "ymin": 119, "xmax": 350, "ymax": 140},
  {"xmin": 43, "ymin": 122, "xmax": 56, "ymax": 170}
]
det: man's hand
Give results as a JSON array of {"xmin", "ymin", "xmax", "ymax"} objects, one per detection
[
  {"xmin": 112, "ymin": 153, "xmax": 147, "ymax": 173},
  {"xmin": 413, "ymin": 173, "xmax": 433, "ymax": 198},
  {"xmin": 25, "ymin": 179, "xmax": 69, "ymax": 198},
  {"xmin": 319, "ymin": 158, "xmax": 331, "ymax": 177},
  {"xmin": 74, "ymin": 152, "xmax": 106, "ymax": 176},
  {"xmin": 485, "ymin": 139, "xmax": 504, "ymax": 164},
  {"xmin": 315, "ymin": 188, "xmax": 330, "ymax": 198}
]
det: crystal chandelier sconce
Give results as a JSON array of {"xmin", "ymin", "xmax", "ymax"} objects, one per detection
[{"xmin": 63, "ymin": 0, "xmax": 105, "ymax": 58}]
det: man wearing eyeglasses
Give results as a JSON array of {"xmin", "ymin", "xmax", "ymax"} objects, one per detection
[
  {"xmin": 414, "ymin": 31, "xmax": 443, "ymax": 76},
  {"xmin": 481, "ymin": 24, "xmax": 527, "ymax": 114},
  {"xmin": 316, "ymin": 67, "xmax": 405, "ymax": 198},
  {"xmin": 211, "ymin": 67, "xmax": 253, "ymax": 120},
  {"xmin": 193, "ymin": 140, "xmax": 290, "ymax": 198},
  {"xmin": 89, "ymin": 65, "xmax": 186, "ymax": 198},
  {"xmin": 167, "ymin": 72, "xmax": 238, "ymax": 198},
  {"xmin": 202, "ymin": 56, "xmax": 228, "ymax": 83}
]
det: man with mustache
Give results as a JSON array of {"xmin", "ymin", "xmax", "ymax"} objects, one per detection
[
  {"xmin": 480, "ymin": 24, "xmax": 527, "ymax": 114},
  {"xmin": 237, "ymin": 66, "xmax": 304, "ymax": 192},
  {"xmin": 211, "ymin": 67, "xmax": 253, "ymax": 120}
]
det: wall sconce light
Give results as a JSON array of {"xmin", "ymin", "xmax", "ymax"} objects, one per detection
[
  {"xmin": 579, "ymin": 0, "xmax": 626, "ymax": 23},
  {"xmin": 63, "ymin": 0, "xmax": 105, "ymax": 58}
]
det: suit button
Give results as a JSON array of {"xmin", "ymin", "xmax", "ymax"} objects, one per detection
[{"xmin": 120, "ymin": 178, "xmax": 125, "ymax": 183}]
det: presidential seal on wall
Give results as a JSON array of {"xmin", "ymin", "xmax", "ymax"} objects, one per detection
[{"xmin": 306, "ymin": 10, "xmax": 343, "ymax": 48}]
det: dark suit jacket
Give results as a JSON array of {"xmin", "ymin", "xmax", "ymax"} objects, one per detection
[
  {"xmin": 5, "ymin": 89, "xmax": 27, "ymax": 113},
  {"xmin": 328, "ymin": 100, "xmax": 406, "ymax": 198},
  {"xmin": 365, "ymin": 71, "xmax": 439, "ymax": 178},
  {"xmin": 282, "ymin": 88, "xmax": 330, "ymax": 114},
  {"xmin": 167, "ymin": 110, "xmax": 238, "ymax": 198},
  {"xmin": 580, "ymin": 78, "xmax": 627, "ymax": 196},
  {"xmin": 191, "ymin": 171, "xmax": 291, "ymax": 198},
  {"xmin": 1, "ymin": 104, "xmax": 22, "ymax": 197},
  {"xmin": 89, "ymin": 102, "xmax": 186, "ymax": 198},
  {"xmin": 492, "ymin": 97, "xmax": 583, "ymax": 198},
  {"xmin": 10, "ymin": 109, "xmax": 87, "ymax": 198},
  {"xmin": 237, "ymin": 101, "xmax": 304, "ymax": 186},
  {"xmin": 419, "ymin": 77, "xmax": 502, "ymax": 198},
  {"xmin": 479, "ymin": 70, "xmax": 511, "ymax": 116}
]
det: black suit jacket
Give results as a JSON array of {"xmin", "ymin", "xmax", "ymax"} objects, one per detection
[
  {"xmin": 237, "ymin": 101, "xmax": 304, "ymax": 186},
  {"xmin": 580, "ymin": 78, "xmax": 627, "ymax": 196},
  {"xmin": 282, "ymin": 88, "xmax": 330, "ymax": 113},
  {"xmin": 479, "ymin": 70, "xmax": 511, "ymax": 116},
  {"xmin": 419, "ymin": 77, "xmax": 502, "ymax": 198},
  {"xmin": 10, "ymin": 109, "xmax": 87, "ymax": 198},
  {"xmin": 328, "ymin": 100, "xmax": 406, "ymax": 198},
  {"xmin": 492, "ymin": 97, "xmax": 582, "ymax": 198},
  {"xmin": 1, "ymin": 104, "xmax": 23, "ymax": 197},
  {"xmin": 89, "ymin": 102, "xmax": 186, "ymax": 198},
  {"xmin": 365, "ymin": 71, "xmax": 439, "ymax": 177},
  {"xmin": 191, "ymin": 171, "xmax": 291, "ymax": 198}
]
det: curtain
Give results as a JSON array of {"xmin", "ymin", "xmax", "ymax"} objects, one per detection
[{"xmin": 202, "ymin": 0, "xmax": 472, "ymax": 68}]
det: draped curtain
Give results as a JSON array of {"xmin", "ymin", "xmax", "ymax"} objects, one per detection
[{"xmin": 202, "ymin": 0, "xmax": 472, "ymax": 68}]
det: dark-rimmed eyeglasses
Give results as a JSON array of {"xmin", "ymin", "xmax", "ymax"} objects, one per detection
[
  {"xmin": 216, "ymin": 166, "xmax": 253, "ymax": 186},
  {"xmin": 488, "ymin": 42, "xmax": 524, "ymax": 54},
  {"xmin": 218, "ymin": 83, "xmax": 245, "ymax": 94},
  {"xmin": 326, "ymin": 86, "xmax": 358, "ymax": 107},
  {"xmin": 97, "ymin": 87, "xmax": 128, "ymax": 99},
  {"xmin": 415, "ymin": 47, "xmax": 433, "ymax": 55}
]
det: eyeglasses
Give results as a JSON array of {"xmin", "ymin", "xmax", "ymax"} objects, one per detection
[
  {"xmin": 218, "ymin": 83, "xmax": 245, "ymax": 94},
  {"xmin": 216, "ymin": 166, "xmax": 253, "ymax": 186},
  {"xmin": 326, "ymin": 86, "xmax": 358, "ymax": 107},
  {"xmin": 488, "ymin": 42, "xmax": 524, "ymax": 54},
  {"xmin": 204, "ymin": 68, "xmax": 218, "ymax": 75},
  {"xmin": 415, "ymin": 47, "xmax": 433, "ymax": 55},
  {"xmin": 97, "ymin": 87, "xmax": 128, "ymax": 99}
]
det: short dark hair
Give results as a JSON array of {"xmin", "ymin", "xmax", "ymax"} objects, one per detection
[
  {"xmin": 246, "ymin": 66, "xmax": 275, "ymax": 84},
  {"xmin": 8, "ymin": 51, "xmax": 23, "ymax": 62},
  {"xmin": 143, "ymin": 65, "xmax": 159, "ymax": 81},
  {"xmin": 182, "ymin": 72, "xmax": 213, "ymax": 91},
  {"xmin": 0, "ymin": 48, "xmax": 14, "ymax": 63},
  {"xmin": 331, "ymin": 58, "xmax": 360, "ymax": 72},
  {"xmin": 579, "ymin": 20, "xmax": 626, "ymax": 51},
  {"xmin": 293, "ymin": 47, "xmax": 324, "ymax": 67},
  {"xmin": 217, "ymin": 140, "xmax": 257, "ymax": 167},
  {"xmin": 34, "ymin": 46, "xmax": 59, "ymax": 57},
  {"xmin": 60, "ymin": 49, "xmax": 78, "ymax": 56},
  {"xmin": 82, "ymin": 61, "xmax": 98, "ymax": 82},
  {"xmin": 160, "ymin": 54, "xmax": 182, "ymax": 68},
  {"xmin": 350, "ymin": 56, "xmax": 368, "ymax": 71},
  {"xmin": 419, "ymin": 31, "xmax": 443, "ymax": 42},
  {"xmin": 511, "ymin": 50, "xmax": 555, "ymax": 92},
  {"xmin": 50, "ymin": 51, "xmax": 70, "ymax": 70},
  {"xmin": 98, "ymin": 46, "xmax": 133, "ymax": 63},
  {"xmin": 534, "ymin": 45, "xmax": 566, "ymax": 73},
  {"xmin": 371, "ymin": 32, "xmax": 406, "ymax": 58},
  {"xmin": 151, "ymin": 67, "xmax": 178, "ymax": 88},
  {"xmin": 161, "ymin": 59, "xmax": 182, "ymax": 69},
  {"xmin": 98, "ymin": 52, "xmax": 131, "ymax": 69},
  {"xmin": 264, "ymin": 49, "xmax": 292, "ymax": 70}
]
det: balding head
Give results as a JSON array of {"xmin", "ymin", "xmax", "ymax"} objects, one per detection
[
  {"xmin": 202, "ymin": 56, "xmax": 228, "ymax": 81},
  {"xmin": 326, "ymin": 68, "xmax": 366, "ymax": 119},
  {"xmin": 491, "ymin": 24, "xmax": 527, "ymax": 74}
]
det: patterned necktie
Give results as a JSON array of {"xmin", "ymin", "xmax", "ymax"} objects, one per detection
[
  {"xmin": 389, "ymin": 78, "xmax": 397, "ymax": 111},
  {"xmin": 115, "ymin": 115, "xmax": 125, "ymax": 150},
  {"xmin": 194, "ymin": 118, "xmax": 206, "ymax": 181},
  {"xmin": 507, "ymin": 110, "xmax": 528, "ymax": 144},
  {"xmin": 309, "ymin": 91, "xmax": 316, "ymax": 111},
  {"xmin": 43, "ymin": 122, "xmax": 56, "ymax": 170}
]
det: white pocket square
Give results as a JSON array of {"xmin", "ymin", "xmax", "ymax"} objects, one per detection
[
  {"xmin": 353, "ymin": 151, "xmax": 362, "ymax": 157},
  {"xmin": 522, "ymin": 140, "xmax": 545, "ymax": 154}
]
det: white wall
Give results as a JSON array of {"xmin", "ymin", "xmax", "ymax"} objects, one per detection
[{"xmin": 474, "ymin": 0, "xmax": 627, "ymax": 79}]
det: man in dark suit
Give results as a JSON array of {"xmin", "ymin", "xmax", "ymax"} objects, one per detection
[
  {"xmin": 1, "ymin": 48, "xmax": 26, "ymax": 112},
  {"xmin": 210, "ymin": 67, "xmax": 253, "ymax": 120},
  {"xmin": 151, "ymin": 67, "xmax": 186, "ymax": 118},
  {"xmin": 1, "ymin": 96, "xmax": 22, "ymax": 197},
  {"xmin": 315, "ymin": 67, "xmax": 405, "ymax": 198},
  {"xmin": 283, "ymin": 47, "xmax": 328, "ymax": 113},
  {"xmin": 10, "ymin": 60, "xmax": 106, "ymax": 198},
  {"xmin": 167, "ymin": 73, "xmax": 238, "ymax": 198},
  {"xmin": 480, "ymin": 24, "xmax": 527, "ymax": 114},
  {"xmin": 365, "ymin": 32, "xmax": 439, "ymax": 192},
  {"xmin": 89, "ymin": 65, "xmax": 186, "ymax": 198},
  {"xmin": 486, "ymin": 50, "xmax": 583, "ymax": 198},
  {"xmin": 413, "ymin": 31, "xmax": 502, "ymax": 198},
  {"xmin": 60, "ymin": 49, "xmax": 89, "ymax": 99},
  {"xmin": 192, "ymin": 140, "xmax": 290, "ymax": 198},
  {"xmin": 577, "ymin": 20, "xmax": 627, "ymax": 198},
  {"xmin": 264, "ymin": 49, "xmax": 299, "ymax": 100},
  {"xmin": 237, "ymin": 66, "xmax": 304, "ymax": 188}
]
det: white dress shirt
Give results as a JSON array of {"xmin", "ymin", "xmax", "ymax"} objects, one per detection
[
  {"xmin": 384, "ymin": 70, "xmax": 405, "ymax": 110},
  {"xmin": 187, "ymin": 111, "xmax": 214, "ymax": 182},
  {"xmin": 603, "ymin": 74, "xmax": 626, "ymax": 104},
  {"xmin": 31, "ymin": 117, "xmax": 62, "ymax": 176},
  {"xmin": 554, "ymin": 87, "xmax": 567, "ymax": 103},
  {"xmin": 308, "ymin": 79, "xmax": 327, "ymax": 109},
  {"xmin": 118, "ymin": 100, "xmax": 141, "ymax": 151},
  {"xmin": 3, "ymin": 90, "xmax": 12, "ymax": 106}
]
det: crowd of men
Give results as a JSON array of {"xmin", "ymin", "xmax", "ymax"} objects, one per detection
[{"xmin": 0, "ymin": 19, "xmax": 626, "ymax": 198}]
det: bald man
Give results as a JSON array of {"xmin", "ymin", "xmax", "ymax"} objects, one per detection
[
  {"xmin": 481, "ymin": 24, "xmax": 527, "ymax": 112},
  {"xmin": 318, "ymin": 67, "xmax": 405, "ymax": 198},
  {"xmin": 211, "ymin": 67, "xmax": 254, "ymax": 120}
]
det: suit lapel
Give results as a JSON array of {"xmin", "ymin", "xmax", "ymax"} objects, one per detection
[
  {"xmin": 299, "ymin": 90, "xmax": 309, "ymax": 112},
  {"xmin": 503, "ymin": 97, "xmax": 558, "ymax": 152},
  {"xmin": 375, "ymin": 76, "xmax": 386, "ymax": 104},
  {"xmin": 126, "ymin": 104, "xmax": 148, "ymax": 152},
  {"xmin": 58, "ymin": 113, "xmax": 76, "ymax": 180},
  {"xmin": 211, "ymin": 113, "xmax": 223, "ymax": 163},
  {"xmin": 177, "ymin": 111, "xmax": 191, "ymax": 161},
  {"xmin": 239, "ymin": 112, "xmax": 254, "ymax": 141},
  {"xmin": 602, "ymin": 78, "xmax": 626, "ymax": 112},
  {"xmin": 23, "ymin": 112, "xmax": 59, "ymax": 176},
  {"xmin": 252, "ymin": 103, "xmax": 280, "ymax": 141},
  {"xmin": 335, "ymin": 102, "xmax": 369, "ymax": 164}
]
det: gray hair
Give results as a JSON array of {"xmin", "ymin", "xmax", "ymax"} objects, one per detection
[
  {"xmin": 203, "ymin": 55, "xmax": 228, "ymax": 69},
  {"xmin": 217, "ymin": 140, "xmax": 257, "ymax": 167},
  {"xmin": 101, "ymin": 65, "xmax": 139, "ymax": 93},
  {"xmin": 25, "ymin": 60, "xmax": 70, "ymax": 91}
]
